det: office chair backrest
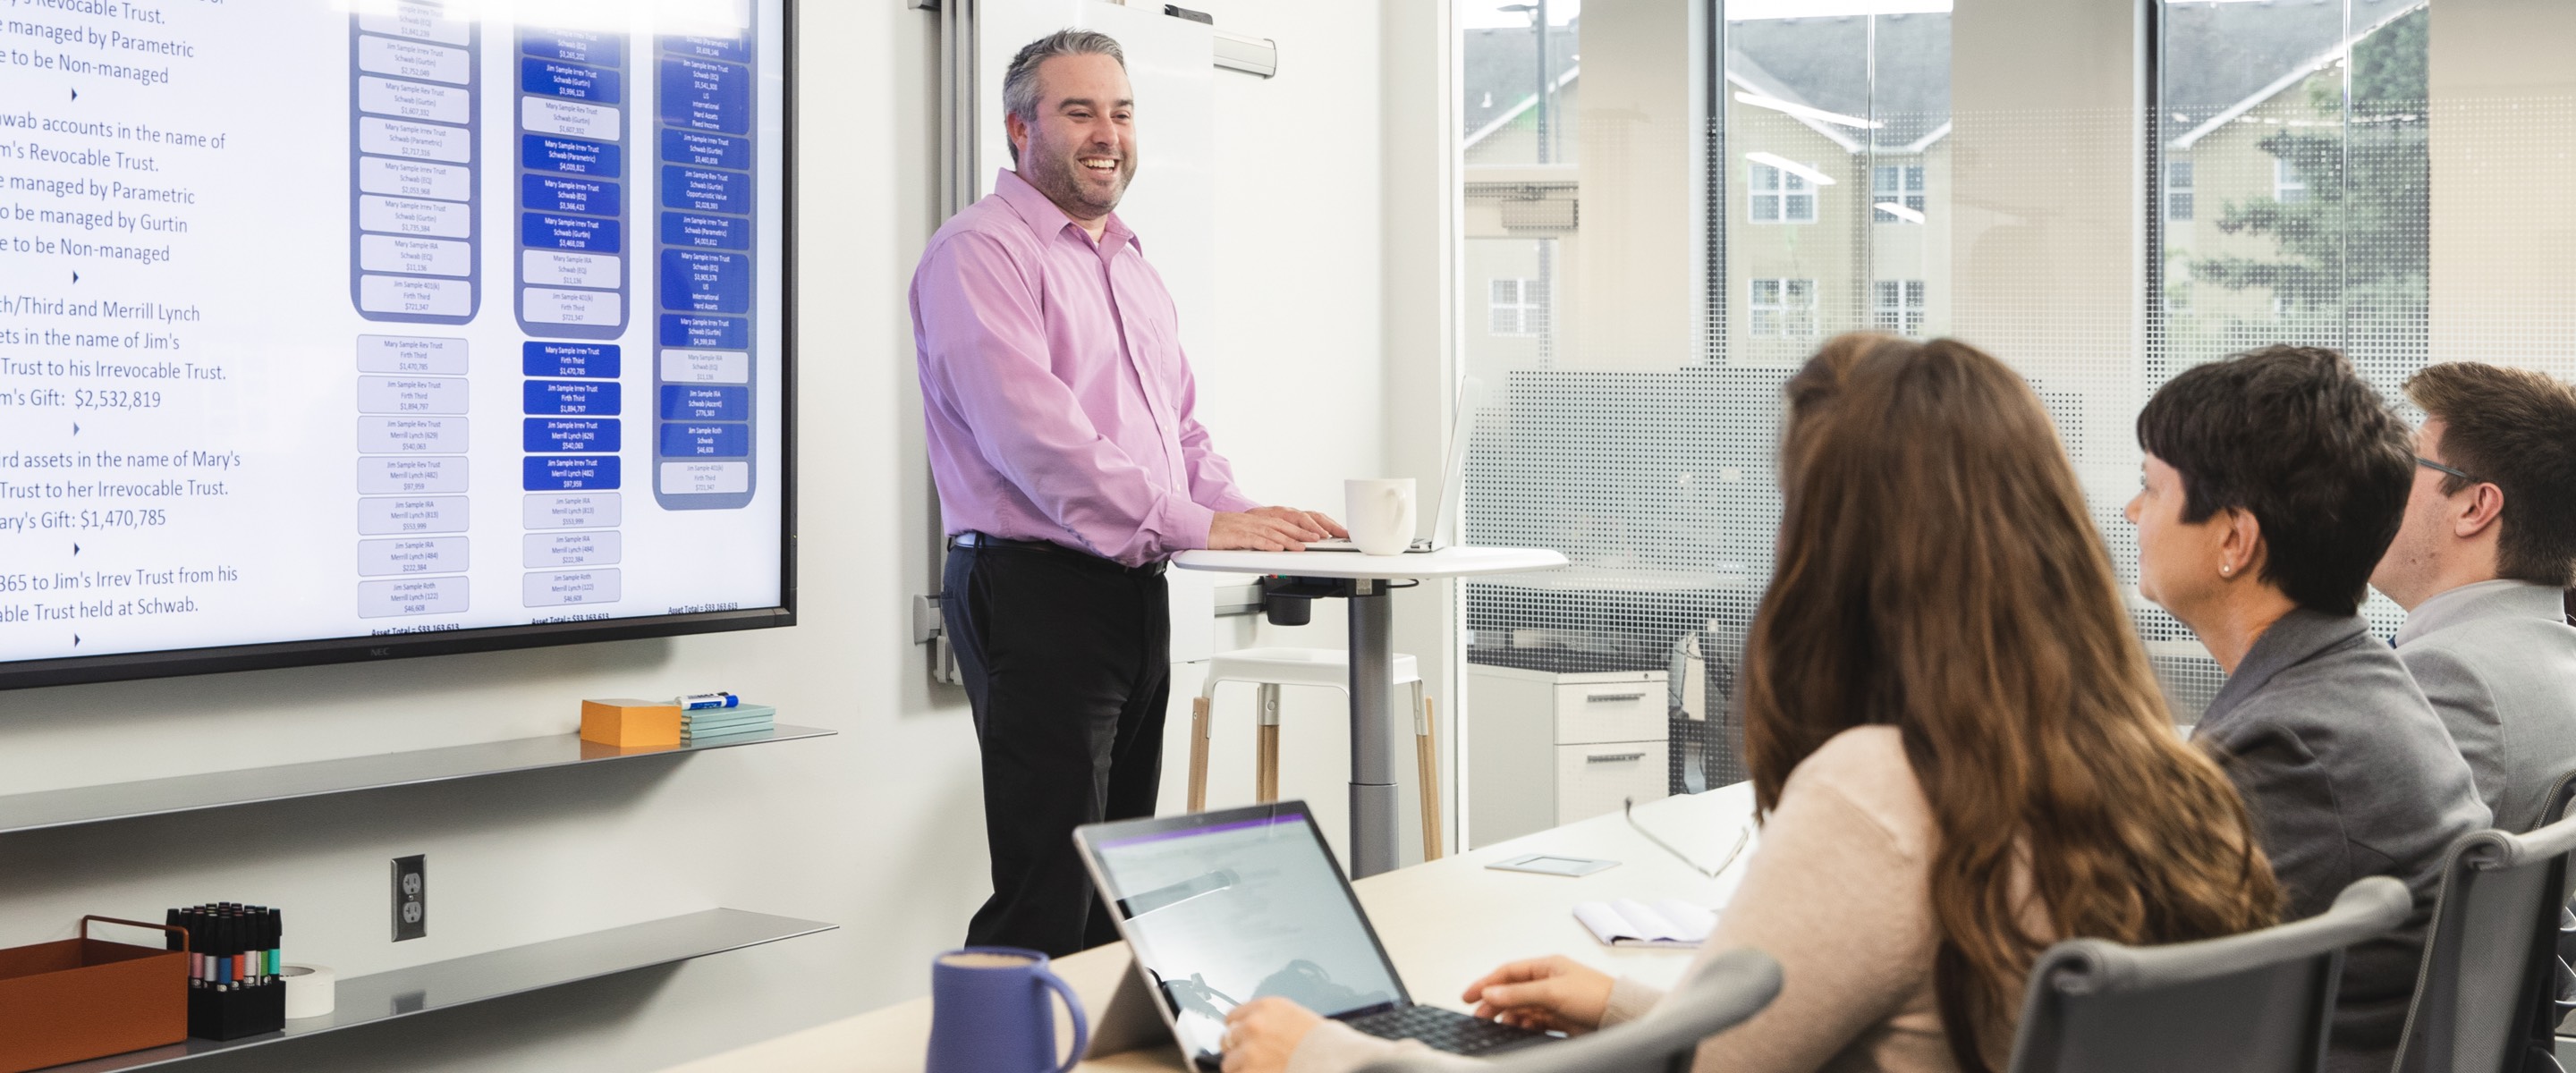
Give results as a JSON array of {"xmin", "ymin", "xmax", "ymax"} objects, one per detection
[
  {"xmin": 2006, "ymin": 876, "xmax": 2412, "ymax": 1073},
  {"xmin": 2393, "ymin": 773, "xmax": 2576, "ymax": 1073},
  {"xmin": 1354, "ymin": 947, "xmax": 1782, "ymax": 1073}
]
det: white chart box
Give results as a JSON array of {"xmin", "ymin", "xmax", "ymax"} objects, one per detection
[
  {"xmin": 522, "ymin": 250, "xmax": 622, "ymax": 290},
  {"xmin": 522, "ymin": 287, "xmax": 622, "ymax": 326},
  {"xmin": 360, "ymin": 196, "xmax": 471, "ymax": 240},
  {"xmin": 357, "ymin": 35, "xmax": 470, "ymax": 85},
  {"xmin": 359, "ymin": 1, "xmax": 471, "ymax": 46},
  {"xmin": 359, "ymin": 117, "xmax": 471, "ymax": 164},
  {"xmin": 524, "ymin": 529, "xmax": 622, "ymax": 568},
  {"xmin": 359, "ymin": 536, "xmax": 470, "ymax": 576},
  {"xmin": 523, "ymin": 492, "xmax": 621, "ymax": 529},
  {"xmin": 659, "ymin": 349, "xmax": 749, "ymax": 384},
  {"xmin": 523, "ymin": 569, "xmax": 621, "ymax": 607},
  {"xmin": 359, "ymin": 275, "xmax": 471, "ymax": 317},
  {"xmin": 521, "ymin": 97, "xmax": 618, "ymax": 140},
  {"xmin": 360, "ymin": 76, "xmax": 470, "ymax": 125},
  {"xmin": 357, "ymin": 415, "xmax": 466, "ymax": 453},
  {"xmin": 360, "ymin": 234, "xmax": 472, "ymax": 277},
  {"xmin": 358, "ymin": 455, "xmax": 467, "ymax": 494},
  {"xmin": 661, "ymin": 460, "xmax": 750, "ymax": 495},
  {"xmin": 359, "ymin": 157, "xmax": 471, "ymax": 201},
  {"xmin": 357, "ymin": 334, "xmax": 467, "ymax": 375},
  {"xmin": 359, "ymin": 494, "xmax": 469, "ymax": 536},
  {"xmin": 358, "ymin": 375, "xmax": 469, "ymax": 415},
  {"xmin": 358, "ymin": 575, "xmax": 470, "ymax": 619}
]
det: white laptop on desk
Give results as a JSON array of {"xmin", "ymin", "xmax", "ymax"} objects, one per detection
[{"xmin": 1304, "ymin": 380, "xmax": 1479, "ymax": 554}]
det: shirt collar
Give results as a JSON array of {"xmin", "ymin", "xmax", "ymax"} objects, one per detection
[
  {"xmin": 2201, "ymin": 608, "xmax": 2369, "ymax": 726},
  {"xmin": 992, "ymin": 168, "xmax": 1141, "ymax": 255},
  {"xmin": 2395, "ymin": 579, "xmax": 2571, "ymax": 646}
]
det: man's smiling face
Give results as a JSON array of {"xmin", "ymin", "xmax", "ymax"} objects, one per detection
[{"xmin": 1009, "ymin": 52, "xmax": 1137, "ymax": 224}]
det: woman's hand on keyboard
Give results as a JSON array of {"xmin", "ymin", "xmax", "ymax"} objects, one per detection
[
  {"xmin": 1221, "ymin": 997, "xmax": 1323, "ymax": 1073},
  {"xmin": 1462, "ymin": 957, "xmax": 1614, "ymax": 1035}
]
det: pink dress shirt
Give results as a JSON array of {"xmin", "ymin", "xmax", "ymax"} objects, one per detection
[{"xmin": 911, "ymin": 169, "xmax": 1261, "ymax": 567}]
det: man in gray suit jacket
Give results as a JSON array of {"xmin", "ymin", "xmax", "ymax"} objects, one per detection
[{"xmin": 2371, "ymin": 363, "xmax": 2576, "ymax": 833}]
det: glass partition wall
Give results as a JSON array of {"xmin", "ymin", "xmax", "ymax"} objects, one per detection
[{"xmin": 1451, "ymin": 0, "xmax": 2509, "ymax": 848}]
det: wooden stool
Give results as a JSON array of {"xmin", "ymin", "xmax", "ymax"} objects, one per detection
[{"xmin": 1185, "ymin": 646, "xmax": 1445, "ymax": 860}]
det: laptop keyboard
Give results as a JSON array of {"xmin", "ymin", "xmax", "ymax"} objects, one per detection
[{"xmin": 1344, "ymin": 1004, "xmax": 1550, "ymax": 1055}]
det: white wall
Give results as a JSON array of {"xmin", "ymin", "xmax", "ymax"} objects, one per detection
[{"xmin": 0, "ymin": 3, "xmax": 1402, "ymax": 1069}]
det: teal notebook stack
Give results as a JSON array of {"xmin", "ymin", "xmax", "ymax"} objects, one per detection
[{"xmin": 682, "ymin": 703, "xmax": 775, "ymax": 743}]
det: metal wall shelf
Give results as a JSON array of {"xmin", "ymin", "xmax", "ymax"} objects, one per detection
[
  {"xmin": 0, "ymin": 724, "xmax": 836, "ymax": 836},
  {"xmin": 43, "ymin": 908, "xmax": 837, "ymax": 1072}
]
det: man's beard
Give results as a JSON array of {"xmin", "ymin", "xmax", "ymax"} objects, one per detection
[{"xmin": 1026, "ymin": 142, "xmax": 1133, "ymax": 218}]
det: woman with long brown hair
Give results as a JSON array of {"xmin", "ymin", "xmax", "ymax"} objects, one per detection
[{"xmin": 1217, "ymin": 334, "xmax": 2282, "ymax": 1073}]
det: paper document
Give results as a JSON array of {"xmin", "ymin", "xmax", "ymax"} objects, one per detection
[{"xmin": 1572, "ymin": 899, "xmax": 1718, "ymax": 949}]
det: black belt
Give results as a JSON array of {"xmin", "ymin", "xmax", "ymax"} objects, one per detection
[{"xmin": 948, "ymin": 531, "xmax": 1166, "ymax": 576}]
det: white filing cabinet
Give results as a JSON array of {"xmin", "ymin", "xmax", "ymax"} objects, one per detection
[{"xmin": 1467, "ymin": 665, "xmax": 1669, "ymax": 849}]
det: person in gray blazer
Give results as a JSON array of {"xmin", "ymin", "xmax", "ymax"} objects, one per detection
[
  {"xmin": 2369, "ymin": 362, "xmax": 2576, "ymax": 833},
  {"xmin": 2128, "ymin": 345, "xmax": 2490, "ymax": 1073}
]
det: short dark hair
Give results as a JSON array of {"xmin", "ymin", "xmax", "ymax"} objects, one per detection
[
  {"xmin": 2137, "ymin": 344, "xmax": 2413, "ymax": 614},
  {"xmin": 1001, "ymin": 30, "xmax": 1125, "ymax": 165},
  {"xmin": 2405, "ymin": 362, "xmax": 2576, "ymax": 587}
]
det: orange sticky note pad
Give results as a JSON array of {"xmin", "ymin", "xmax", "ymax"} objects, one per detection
[{"xmin": 580, "ymin": 697, "xmax": 682, "ymax": 748}]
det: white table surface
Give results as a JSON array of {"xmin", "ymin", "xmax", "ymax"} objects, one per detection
[
  {"xmin": 665, "ymin": 784, "xmax": 1760, "ymax": 1073},
  {"xmin": 1172, "ymin": 546, "xmax": 1569, "ymax": 580}
]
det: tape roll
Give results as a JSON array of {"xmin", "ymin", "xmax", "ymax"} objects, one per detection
[{"xmin": 282, "ymin": 963, "xmax": 335, "ymax": 1019}]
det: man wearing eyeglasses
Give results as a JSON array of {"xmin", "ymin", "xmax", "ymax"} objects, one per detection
[{"xmin": 2368, "ymin": 362, "xmax": 2576, "ymax": 833}]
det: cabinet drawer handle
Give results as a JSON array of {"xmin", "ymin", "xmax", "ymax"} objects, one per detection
[
  {"xmin": 1584, "ymin": 692, "xmax": 1648, "ymax": 704},
  {"xmin": 1585, "ymin": 752, "xmax": 1646, "ymax": 764}
]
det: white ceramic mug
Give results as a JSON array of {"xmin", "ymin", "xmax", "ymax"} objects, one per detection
[{"xmin": 1344, "ymin": 478, "xmax": 1417, "ymax": 555}]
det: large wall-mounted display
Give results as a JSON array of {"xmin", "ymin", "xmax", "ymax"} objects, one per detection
[{"xmin": 0, "ymin": 0, "xmax": 793, "ymax": 689}]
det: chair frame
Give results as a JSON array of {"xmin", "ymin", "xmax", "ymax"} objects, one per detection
[{"xmin": 2389, "ymin": 770, "xmax": 2576, "ymax": 1073}]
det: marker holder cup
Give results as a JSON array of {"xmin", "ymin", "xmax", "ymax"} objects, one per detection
[{"xmin": 188, "ymin": 977, "xmax": 286, "ymax": 1041}]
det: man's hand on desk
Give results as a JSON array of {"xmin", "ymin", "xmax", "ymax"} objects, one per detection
[
  {"xmin": 1463, "ymin": 956, "xmax": 1614, "ymax": 1035},
  {"xmin": 1219, "ymin": 998, "xmax": 1322, "ymax": 1072},
  {"xmin": 1209, "ymin": 508, "xmax": 1348, "ymax": 552}
]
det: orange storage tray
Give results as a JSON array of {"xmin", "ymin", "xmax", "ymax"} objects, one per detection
[{"xmin": 0, "ymin": 917, "xmax": 187, "ymax": 1073}]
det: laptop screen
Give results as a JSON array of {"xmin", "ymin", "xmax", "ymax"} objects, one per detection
[{"xmin": 1082, "ymin": 804, "xmax": 1408, "ymax": 1058}]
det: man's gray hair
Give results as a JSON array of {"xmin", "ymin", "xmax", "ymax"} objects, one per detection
[{"xmin": 1003, "ymin": 30, "xmax": 1126, "ymax": 161}]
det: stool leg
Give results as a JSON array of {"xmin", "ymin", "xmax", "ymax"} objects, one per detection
[
  {"xmin": 1256, "ymin": 684, "xmax": 1282, "ymax": 804},
  {"xmin": 1187, "ymin": 696, "xmax": 1212, "ymax": 814},
  {"xmin": 1415, "ymin": 684, "xmax": 1444, "ymax": 861}
]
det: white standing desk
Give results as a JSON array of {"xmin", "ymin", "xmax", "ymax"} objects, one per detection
[
  {"xmin": 1170, "ymin": 547, "xmax": 1569, "ymax": 878},
  {"xmin": 666, "ymin": 782, "xmax": 1759, "ymax": 1073}
]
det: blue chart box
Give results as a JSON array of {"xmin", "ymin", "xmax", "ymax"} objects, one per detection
[
  {"xmin": 525, "ymin": 378, "xmax": 623, "ymax": 415},
  {"xmin": 521, "ymin": 173, "xmax": 621, "ymax": 215},
  {"xmin": 659, "ymin": 212, "xmax": 747, "ymax": 250},
  {"xmin": 659, "ymin": 56, "xmax": 750, "ymax": 133},
  {"xmin": 524, "ymin": 454, "xmax": 622, "ymax": 491},
  {"xmin": 522, "ymin": 212, "xmax": 621, "ymax": 253},
  {"xmin": 659, "ymin": 384, "xmax": 750, "ymax": 420},
  {"xmin": 524, "ymin": 134, "xmax": 622, "ymax": 177},
  {"xmin": 525, "ymin": 417, "xmax": 622, "ymax": 452},
  {"xmin": 659, "ymin": 249, "xmax": 750, "ymax": 314},
  {"xmin": 658, "ymin": 313, "xmax": 748, "ymax": 350},
  {"xmin": 659, "ymin": 128, "xmax": 749, "ymax": 171},
  {"xmin": 522, "ymin": 29, "xmax": 624, "ymax": 66},
  {"xmin": 665, "ymin": 34, "xmax": 750, "ymax": 64},
  {"xmin": 521, "ymin": 57, "xmax": 623, "ymax": 104},
  {"xmin": 659, "ymin": 422, "xmax": 750, "ymax": 459},
  {"xmin": 523, "ymin": 342, "xmax": 621, "ymax": 377},
  {"xmin": 661, "ymin": 165, "xmax": 747, "ymax": 214}
]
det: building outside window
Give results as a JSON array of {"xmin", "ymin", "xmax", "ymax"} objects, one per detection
[
  {"xmin": 1749, "ymin": 163, "xmax": 1818, "ymax": 224},
  {"xmin": 1872, "ymin": 164, "xmax": 1927, "ymax": 222},
  {"xmin": 2165, "ymin": 158, "xmax": 2194, "ymax": 222},
  {"xmin": 1749, "ymin": 278, "xmax": 1817, "ymax": 338},
  {"xmin": 1488, "ymin": 277, "xmax": 1547, "ymax": 336},
  {"xmin": 2274, "ymin": 155, "xmax": 2309, "ymax": 205},
  {"xmin": 1873, "ymin": 280, "xmax": 1927, "ymax": 335}
]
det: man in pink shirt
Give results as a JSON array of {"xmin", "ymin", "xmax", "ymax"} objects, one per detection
[{"xmin": 910, "ymin": 29, "xmax": 1345, "ymax": 956}]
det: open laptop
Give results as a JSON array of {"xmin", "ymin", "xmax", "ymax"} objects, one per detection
[
  {"xmin": 1073, "ymin": 801, "xmax": 1555, "ymax": 1070},
  {"xmin": 1303, "ymin": 378, "xmax": 1480, "ymax": 553}
]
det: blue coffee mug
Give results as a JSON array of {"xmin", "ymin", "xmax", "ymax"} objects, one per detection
[{"xmin": 926, "ymin": 947, "xmax": 1089, "ymax": 1073}]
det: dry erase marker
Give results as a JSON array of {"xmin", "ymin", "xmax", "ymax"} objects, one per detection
[{"xmin": 677, "ymin": 692, "xmax": 737, "ymax": 710}]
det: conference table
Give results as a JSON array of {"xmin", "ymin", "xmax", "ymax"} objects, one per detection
[{"xmin": 671, "ymin": 782, "xmax": 1761, "ymax": 1073}]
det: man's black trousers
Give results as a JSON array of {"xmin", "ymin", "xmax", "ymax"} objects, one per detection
[{"xmin": 943, "ymin": 539, "xmax": 1169, "ymax": 957}]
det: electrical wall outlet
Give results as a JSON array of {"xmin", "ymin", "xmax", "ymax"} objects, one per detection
[{"xmin": 392, "ymin": 855, "xmax": 427, "ymax": 942}]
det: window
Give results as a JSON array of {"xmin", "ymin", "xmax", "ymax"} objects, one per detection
[
  {"xmin": 1749, "ymin": 278, "xmax": 1817, "ymax": 338},
  {"xmin": 2274, "ymin": 156, "xmax": 2308, "ymax": 205},
  {"xmin": 1873, "ymin": 280, "xmax": 1926, "ymax": 335},
  {"xmin": 1873, "ymin": 164, "xmax": 1927, "ymax": 223},
  {"xmin": 2165, "ymin": 159, "xmax": 2194, "ymax": 223},
  {"xmin": 1750, "ymin": 164, "xmax": 1818, "ymax": 224},
  {"xmin": 1487, "ymin": 277, "xmax": 1546, "ymax": 336}
]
